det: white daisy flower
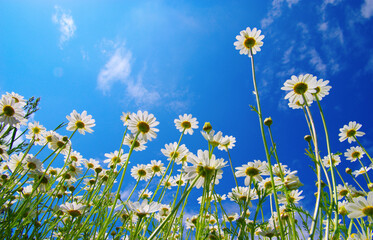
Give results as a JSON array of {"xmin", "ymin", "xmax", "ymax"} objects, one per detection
[
  {"xmin": 65, "ymin": 150, "xmax": 85, "ymax": 166},
  {"xmin": 131, "ymin": 164, "xmax": 152, "ymax": 181},
  {"xmin": 5, "ymin": 92, "xmax": 27, "ymax": 107},
  {"xmin": 60, "ymin": 202, "xmax": 87, "ymax": 218},
  {"xmin": 174, "ymin": 114, "xmax": 199, "ymax": 135},
  {"xmin": 103, "ymin": 150, "xmax": 128, "ymax": 168},
  {"xmin": 127, "ymin": 110, "xmax": 159, "ymax": 142},
  {"xmin": 120, "ymin": 112, "xmax": 131, "ymax": 126},
  {"xmin": 0, "ymin": 144, "xmax": 9, "ymax": 161},
  {"xmin": 234, "ymin": 27, "xmax": 264, "ymax": 56},
  {"xmin": 235, "ymin": 160, "xmax": 267, "ymax": 184},
  {"xmin": 346, "ymin": 191, "xmax": 373, "ymax": 218},
  {"xmin": 147, "ymin": 160, "xmax": 165, "ymax": 176},
  {"xmin": 345, "ymin": 146, "xmax": 365, "ymax": 162},
  {"xmin": 281, "ymin": 74, "xmax": 317, "ymax": 105},
  {"xmin": 201, "ymin": 130, "xmax": 224, "ymax": 147},
  {"xmin": 352, "ymin": 166, "xmax": 371, "ymax": 177},
  {"xmin": 321, "ymin": 153, "xmax": 341, "ymax": 168},
  {"xmin": 279, "ymin": 189, "xmax": 304, "ymax": 205},
  {"xmin": 66, "ymin": 110, "xmax": 95, "ymax": 135},
  {"xmin": 123, "ymin": 133, "xmax": 147, "ymax": 151},
  {"xmin": 218, "ymin": 135, "xmax": 236, "ymax": 151},
  {"xmin": 339, "ymin": 121, "xmax": 365, "ymax": 143},
  {"xmin": 0, "ymin": 95, "xmax": 26, "ymax": 128},
  {"xmin": 227, "ymin": 186, "xmax": 258, "ymax": 205},
  {"xmin": 26, "ymin": 121, "xmax": 46, "ymax": 142},
  {"xmin": 314, "ymin": 78, "xmax": 332, "ymax": 101},
  {"xmin": 161, "ymin": 142, "xmax": 189, "ymax": 164},
  {"xmin": 127, "ymin": 199, "xmax": 161, "ymax": 218},
  {"xmin": 138, "ymin": 189, "xmax": 153, "ymax": 199}
]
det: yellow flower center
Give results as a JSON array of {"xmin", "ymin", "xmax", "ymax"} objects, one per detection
[
  {"xmin": 137, "ymin": 121, "xmax": 150, "ymax": 133},
  {"xmin": 362, "ymin": 206, "xmax": 373, "ymax": 217},
  {"xmin": 170, "ymin": 151, "xmax": 179, "ymax": 159},
  {"xmin": 75, "ymin": 120, "xmax": 85, "ymax": 129},
  {"xmin": 33, "ymin": 128, "xmax": 40, "ymax": 134},
  {"xmin": 3, "ymin": 105, "xmax": 15, "ymax": 117},
  {"xmin": 244, "ymin": 37, "xmax": 256, "ymax": 48},
  {"xmin": 67, "ymin": 209, "xmax": 82, "ymax": 218},
  {"xmin": 293, "ymin": 82, "xmax": 308, "ymax": 95},
  {"xmin": 351, "ymin": 151, "xmax": 361, "ymax": 159},
  {"xmin": 245, "ymin": 167, "xmax": 260, "ymax": 177},
  {"xmin": 346, "ymin": 129, "xmax": 356, "ymax": 137},
  {"xmin": 138, "ymin": 169, "xmax": 147, "ymax": 177},
  {"xmin": 152, "ymin": 165, "xmax": 161, "ymax": 172},
  {"xmin": 181, "ymin": 121, "xmax": 191, "ymax": 129}
]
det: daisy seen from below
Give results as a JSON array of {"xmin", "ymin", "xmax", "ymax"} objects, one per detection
[
  {"xmin": 346, "ymin": 191, "xmax": 373, "ymax": 219},
  {"xmin": 314, "ymin": 78, "xmax": 332, "ymax": 101},
  {"xmin": 103, "ymin": 150, "xmax": 128, "ymax": 168},
  {"xmin": 0, "ymin": 144, "xmax": 9, "ymax": 161},
  {"xmin": 161, "ymin": 142, "xmax": 189, "ymax": 164},
  {"xmin": 5, "ymin": 92, "xmax": 26, "ymax": 107},
  {"xmin": 127, "ymin": 199, "xmax": 161, "ymax": 218},
  {"xmin": 127, "ymin": 110, "xmax": 159, "ymax": 142},
  {"xmin": 60, "ymin": 202, "xmax": 87, "ymax": 218},
  {"xmin": 218, "ymin": 135, "xmax": 236, "ymax": 151},
  {"xmin": 234, "ymin": 27, "xmax": 264, "ymax": 56},
  {"xmin": 235, "ymin": 160, "xmax": 267, "ymax": 184},
  {"xmin": 321, "ymin": 153, "xmax": 341, "ymax": 168},
  {"xmin": 26, "ymin": 121, "xmax": 46, "ymax": 142},
  {"xmin": 120, "ymin": 112, "xmax": 131, "ymax": 126},
  {"xmin": 281, "ymin": 74, "xmax": 317, "ymax": 105},
  {"xmin": 174, "ymin": 114, "xmax": 199, "ymax": 135},
  {"xmin": 66, "ymin": 110, "xmax": 95, "ymax": 135},
  {"xmin": 352, "ymin": 166, "xmax": 371, "ymax": 177},
  {"xmin": 148, "ymin": 160, "xmax": 165, "ymax": 176},
  {"xmin": 123, "ymin": 133, "xmax": 147, "ymax": 151},
  {"xmin": 201, "ymin": 130, "xmax": 224, "ymax": 147},
  {"xmin": 339, "ymin": 121, "xmax": 365, "ymax": 143},
  {"xmin": 345, "ymin": 146, "xmax": 365, "ymax": 162},
  {"xmin": 0, "ymin": 95, "xmax": 25, "ymax": 128},
  {"xmin": 131, "ymin": 164, "xmax": 151, "ymax": 181}
]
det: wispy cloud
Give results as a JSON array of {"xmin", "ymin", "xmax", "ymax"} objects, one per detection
[
  {"xmin": 97, "ymin": 42, "xmax": 160, "ymax": 107},
  {"xmin": 361, "ymin": 0, "xmax": 373, "ymax": 18},
  {"xmin": 97, "ymin": 45, "xmax": 132, "ymax": 94},
  {"xmin": 52, "ymin": 6, "xmax": 76, "ymax": 49},
  {"xmin": 308, "ymin": 48, "xmax": 327, "ymax": 75},
  {"xmin": 261, "ymin": 0, "xmax": 300, "ymax": 28}
]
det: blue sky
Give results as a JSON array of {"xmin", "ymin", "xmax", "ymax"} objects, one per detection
[{"xmin": 1, "ymin": 0, "xmax": 373, "ymax": 216}]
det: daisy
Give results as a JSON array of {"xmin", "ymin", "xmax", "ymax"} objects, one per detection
[
  {"xmin": 127, "ymin": 110, "xmax": 159, "ymax": 142},
  {"xmin": 171, "ymin": 174, "xmax": 186, "ymax": 186},
  {"xmin": 339, "ymin": 121, "xmax": 365, "ymax": 143},
  {"xmin": 65, "ymin": 150, "xmax": 85, "ymax": 166},
  {"xmin": 337, "ymin": 183, "xmax": 356, "ymax": 200},
  {"xmin": 147, "ymin": 160, "xmax": 165, "ymax": 176},
  {"xmin": 321, "ymin": 153, "xmax": 341, "ymax": 168},
  {"xmin": 120, "ymin": 112, "xmax": 131, "ymax": 126},
  {"xmin": 5, "ymin": 92, "xmax": 27, "ymax": 107},
  {"xmin": 0, "ymin": 95, "xmax": 25, "ymax": 128},
  {"xmin": 234, "ymin": 27, "xmax": 264, "ymax": 56},
  {"xmin": 218, "ymin": 135, "xmax": 236, "ymax": 151},
  {"xmin": 283, "ymin": 171, "xmax": 303, "ymax": 190},
  {"xmin": 60, "ymin": 202, "xmax": 87, "ymax": 218},
  {"xmin": 345, "ymin": 146, "xmax": 365, "ymax": 162},
  {"xmin": 84, "ymin": 158, "xmax": 101, "ymax": 170},
  {"xmin": 223, "ymin": 213, "xmax": 239, "ymax": 223},
  {"xmin": 131, "ymin": 164, "xmax": 152, "ymax": 181},
  {"xmin": 24, "ymin": 155, "xmax": 43, "ymax": 172},
  {"xmin": 26, "ymin": 121, "xmax": 46, "ymax": 142},
  {"xmin": 352, "ymin": 166, "xmax": 371, "ymax": 177},
  {"xmin": 66, "ymin": 110, "xmax": 95, "ymax": 135},
  {"xmin": 183, "ymin": 150, "xmax": 227, "ymax": 189},
  {"xmin": 127, "ymin": 199, "xmax": 161, "ymax": 218},
  {"xmin": 279, "ymin": 189, "xmax": 304, "ymax": 205},
  {"xmin": 138, "ymin": 189, "xmax": 153, "ymax": 199},
  {"xmin": 281, "ymin": 74, "xmax": 318, "ymax": 105},
  {"xmin": 123, "ymin": 133, "xmax": 147, "ymax": 151},
  {"xmin": 161, "ymin": 142, "xmax": 189, "ymax": 164},
  {"xmin": 49, "ymin": 134, "xmax": 72, "ymax": 155},
  {"xmin": 346, "ymin": 191, "xmax": 373, "ymax": 218},
  {"xmin": 103, "ymin": 150, "xmax": 128, "ymax": 168},
  {"xmin": 314, "ymin": 78, "xmax": 332, "ymax": 101},
  {"xmin": 0, "ymin": 144, "xmax": 9, "ymax": 161},
  {"xmin": 347, "ymin": 231, "xmax": 372, "ymax": 240},
  {"xmin": 201, "ymin": 130, "xmax": 224, "ymax": 147},
  {"xmin": 174, "ymin": 114, "xmax": 199, "ymax": 135},
  {"xmin": 228, "ymin": 186, "xmax": 258, "ymax": 205},
  {"xmin": 235, "ymin": 160, "xmax": 267, "ymax": 184}
]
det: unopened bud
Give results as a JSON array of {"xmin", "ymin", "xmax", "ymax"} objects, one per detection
[
  {"xmin": 368, "ymin": 183, "xmax": 373, "ymax": 191},
  {"xmin": 264, "ymin": 117, "xmax": 273, "ymax": 127},
  {"xmin": 203, "ymin": 122, "xmax": 212, "ymax": 133},
  {"xmin": 345, "ymin": 168, "xmax": 352, "ymax": 175},
  {"xmin": 304, "ymin": 135, "xmax": 312, "ymax": 142}
]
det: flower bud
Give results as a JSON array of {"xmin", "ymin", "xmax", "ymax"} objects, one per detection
[
  {"xmin": 304, "ymin": 135, "xmax": 312, "ymax": 142},
  {"xmin": 264, "ymin": 117, "xmax": 272, "ymax": 127},
  {"xmin": 203, "ymin": 122, "xmax": 212, "ymax": 133},
  {"xmin": 368, "ymin": 183, "xmax": 373, "ymax": 191},
  {"xmin": 345, "ymin": 168, "xmax": 352, "ymax": 174}
]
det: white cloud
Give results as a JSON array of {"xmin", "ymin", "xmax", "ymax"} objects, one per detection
[
  {"xmin": 97, "ymin": 42, "xmax": 160, "ymax": 106},
  {"xmin": 52, "ymin": 6, "xmax": 76, "ymax": 48},
  {"xmin": 308, "ymin": 49, "xmax": 327, "ymax": 74},
  {"xmin": 361, "ymin": 0, "xmax": 373, "ymax": 18},
  {"xmin": 261, "ymin": 0, "xmax": 301, "ymax": 28},
  {"xmin": 97, "ymin": 46, "xmax": 132, "ymax": 94}
]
